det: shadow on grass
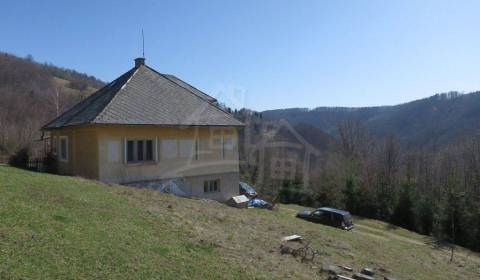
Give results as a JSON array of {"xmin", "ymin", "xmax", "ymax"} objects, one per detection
[
  {"xmin": 385, "ymin": 223, "xmax": 399, "ymax": 231},
  {"xmin": 425, "ymin": 238, "xmax": 452, "ymax": 251}
]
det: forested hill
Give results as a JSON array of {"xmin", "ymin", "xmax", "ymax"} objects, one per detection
[
  {"xmin": 0, "ymin": 52, "xmax": 104, "ymax": 156},
  {"xmin": 2, "ymin": 50, "xmax": 480, "ymax": 154},
  {"xmin": 262, "ymin": 91, "xmax": 480, "ymax": 147}
]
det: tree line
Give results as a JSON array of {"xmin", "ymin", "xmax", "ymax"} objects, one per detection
[
  {"xmin": 308, "ymin": 120, "xmax": 478, "ymax": 251},
  {"xmin": 0, "ymin": 52, "xmax": 102, "ymax": 159},
  {"xmin": 240, "ymin": 115, "xmax": 480, "ymax": 252}
]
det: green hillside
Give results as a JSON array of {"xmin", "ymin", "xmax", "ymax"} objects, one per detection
[{"xmin": 0, "ymin": 165, "xmax": 479, "ymax": 280}]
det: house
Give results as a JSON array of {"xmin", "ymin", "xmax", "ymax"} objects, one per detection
[{"xmin": 42, "ymin": 58, "xmax": 244, "ymax": 202}]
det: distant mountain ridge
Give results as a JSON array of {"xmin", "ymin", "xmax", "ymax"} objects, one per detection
[
  {"xmin": 262, "ymin": 91, "xmax": 480, "ymax": 147},
  {"xmin": 1, "ymin": 50, "xmax": 478, "ymax": 154}
]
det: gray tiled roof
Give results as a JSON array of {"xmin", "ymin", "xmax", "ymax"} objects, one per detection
[
  {"xmin": 163, "ymin": 74, "xmax": 217, "ymax": 103},
  {"xmin": 43, "ymin": 64, "xmax": 243, "ymax": 129}
]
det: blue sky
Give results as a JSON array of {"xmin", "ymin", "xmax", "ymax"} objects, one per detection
[{"xmin": 2, "ymin": 0, "xmax": 480, "ymax": 111}]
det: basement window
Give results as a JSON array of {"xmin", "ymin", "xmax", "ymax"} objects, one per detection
[
  {"xmin": 126, "ymin": 139, "xmax": 155, "ymax": 163},
  {"xmin": 203, "ymin": 179, "xmax": 220, "ymax": 193}
]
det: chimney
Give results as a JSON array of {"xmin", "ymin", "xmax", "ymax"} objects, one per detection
[{"xmin": 134, "ymin": 57, "xmax": 145, "ymax": 67}]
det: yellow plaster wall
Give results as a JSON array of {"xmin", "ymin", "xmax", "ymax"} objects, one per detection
[
  {"xmin": 49, "ymin": 127, "xmax": 99, "ymax": 179},
  {"xmin": 94, "ymin": 125, "xmax": 240, "ymax": 184}
]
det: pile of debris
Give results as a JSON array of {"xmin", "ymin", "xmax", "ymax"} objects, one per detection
[
  {"xmin": 322, "ymin": 265, "xmax": 397, "ymax": 280},
  {"xmin": 227, "ymin": 195, "xmax": 274, "ymax": 210},
  {"xmin": 226, "ymin": 195, "xmax": 250, "ymax": 208},
  {"xmin": 279, "ymin": 234, "xmax": 397, "ymax": 280},
  {"xmin": 279, "ymin": 235, "xmax": 321, "ymax": 263},
  {"xmin": 227, "ymin": 182, "xmax": 273, "ymax": 210}
]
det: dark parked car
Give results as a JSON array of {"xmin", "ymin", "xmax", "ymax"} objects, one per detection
[
  {"xmin": 239, "ymin": 182, "xmax": 257, "ymax": 198},
  {"xmin": 296, "ymin": 207, "xmax": 354, "ymax": 230}
]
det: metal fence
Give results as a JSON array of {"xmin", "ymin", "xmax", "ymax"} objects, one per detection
[{"xmin": 27, "ymin": 158, "xmax": 45, "ymax": 172}]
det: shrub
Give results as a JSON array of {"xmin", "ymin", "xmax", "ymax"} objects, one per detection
[
  {"xmin": 67, "ymin": 80, "xmax": 88, "ymax": 91},
  {"xmin": 8, "ymin": 147, "xmax": 30, "ymax": 169},
  {"xmin": 43, "ymin": 152, "xmax": 58, "ymax": 174},
  {"xmin": 278, "ymin": 179, "xmax": 314, "ymax": 206}
]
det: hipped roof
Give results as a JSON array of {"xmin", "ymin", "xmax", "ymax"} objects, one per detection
[{"xmin": 43, "ymin": 64, "xmax": 243, "ymax": 129}]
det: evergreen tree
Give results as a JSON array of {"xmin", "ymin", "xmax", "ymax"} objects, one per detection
[
  {"xmin": 416, "ymin": 197, "xmax": 435, "ymax": 235},
  {"xmin": 343, "ymin": 175, "xmax": 358, "ymax": 213},
  {"xmin": 392, "ymin": 181, "xmax": 415, "ymax": 230}
]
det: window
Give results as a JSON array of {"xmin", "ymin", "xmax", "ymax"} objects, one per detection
[
  {"xmin": 51, "ymin": 136, "xmax": 58, "ymax": 155},
  {"xmin": 126, "ymin": 139, "xmax": 155, "ymax": 163},
  {"xmin": 312, "ymin": 210, "xmax": 322, "ymax": 217},
  {"xmin": 127, "ymin": 140, "xmax": 135, "ymax": 162},
  {"xmin": 212, "ymin": 136, "xmax": 222, "ymax": 149},
  {"xmin": 59, "ymin": 136, "xmax": 68, "ymax": 162},
  {"xmin": 203, "ymin": 179, "xmax": 220, "ymax": 193},
  {"xmin": 223, "ymin": 137, "xmax": 234, "ymax": 151},
  {"xmin": 179, "ymin": 139, "xmax": 194, "ymax": 158},
  {"xmin": 137, "ymin": 140, "xmax": 144, "ymax": 161},
  {"xmin": 209, "ymin": 130, "xmax": 235, "ymax": 160},
  {"xmin": 222, "ymin": 136, "xmax": 234, "ymax": 159},
  {"xmin": 107, "ymin": 140, "xmax": 121, "ymax": 163},
  {"xmin": 146, "ymin": 140, "xmax": 153, "ymax": 161},
  {"xmin": 161, "ymin": 139, "xmax": 177, "ymax": 159}
]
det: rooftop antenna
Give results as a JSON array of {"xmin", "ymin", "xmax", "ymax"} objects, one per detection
[{"xmin": 142, "ymin": 28, "xmax": 145, "ymax": 58}]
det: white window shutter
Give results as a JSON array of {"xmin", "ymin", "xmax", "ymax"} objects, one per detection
[
  {"xmin": 123, "ymin": 138, "xmax": 127, "ymax": 164},
  {"xmin": 155, "ymin": 137, "xmax": 159, "ymax": 162},
  {"xmin": 221, "ymin": 134, "xmax": 225, "ymax": 159}
]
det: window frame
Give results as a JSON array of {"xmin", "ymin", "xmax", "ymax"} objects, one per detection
[
  {"xmin": 223, "ymin": 136, "xmax": 234, "ymax": 151},
  {"xmin": 203, "ymin": 179, "xmax": 220, "ymax": 193},
  {"xmin": 212, "ymin": 133, "xmax": 235, "ymax": 160},
  {"xmin": 51, "ymin": 136, "xmax": 58, "ymax": 155},
  {"xmin": 58, "ymin": 136, "xmax": 69, "ymax": 162},
  {"xmin": 312, "ymin": 210, "xmax": 323, "ymax": 217},
  {"xmin": 160, "ymin": 138, "xmax": 178, "ymax": 160},
  {"xmin": 178, "ymin": 138, "xmax": 195, "ymax": 158},
  {"xmin": 124, "ymin": 138, "xmax": 157, "ymax": 164}
]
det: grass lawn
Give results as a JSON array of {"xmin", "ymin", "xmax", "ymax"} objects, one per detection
[{"xmin": 1, "ymin": 166, "xmax": 479, "ymax": 279}]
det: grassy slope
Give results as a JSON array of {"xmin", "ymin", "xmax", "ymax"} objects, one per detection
[{"xmin": 0, "ymin": 166, "xmax": 479, "ymax": 280}]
